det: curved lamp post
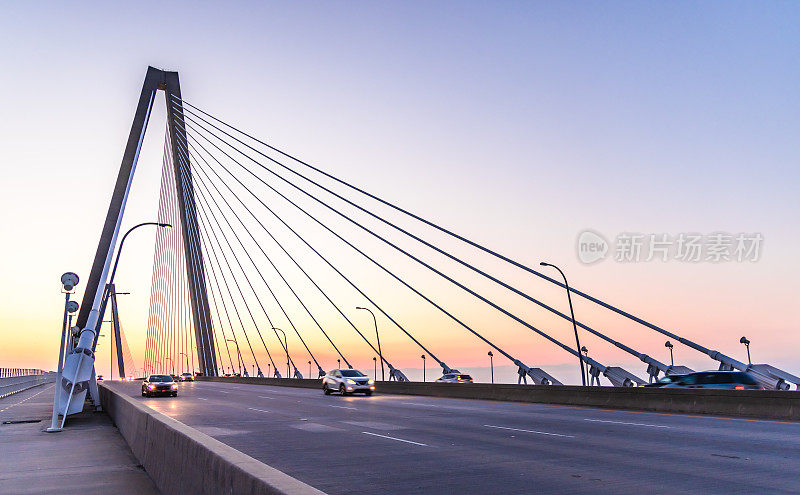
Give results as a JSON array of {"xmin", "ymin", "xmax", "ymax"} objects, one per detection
[
  {"xmin": 488, "ymin": 351, "xmax": 494, "ymax": 384},
  {"xmin": 108, "ymin": 223, "xmax": 172, "ymax": 295},
  {"xmin": 356, "ymin": 307, "xmax": 384, "ymax": 381},
  {"xmin": 273, "ymin": 327, "xmax": 289, "ymax": 378},
  {"xmin": 665, "ymin": 341, "xmax": 674, "ymax": 368},
  {"xmin": 180, "ymin": 352, "xmax": 189, "ymax": 374},
  {"xmin": 226, "ymin": 339, "xmax": 243, "ymax": 375},
  {"xmin": 97, "ymin": 222, "xmax": 171, "ymax": 335},
  {"xmin": 740, "ymin": 336, "xmax": 751, "ymax": 366},
  {"xmin": 540, "ymin": 262, "xmax": 587, "ymax": 386}
]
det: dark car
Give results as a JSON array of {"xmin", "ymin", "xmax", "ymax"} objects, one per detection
[
  {"xmin": 644, "ymin": 374, "xmax": 687, "ymax": 387},
  {"xmin": 142, "ymin": 374, "xmax": 178, "ymax": 397},
  {"xmin": 662, "ymin": 371, "xmax": 762, "ymax": 390}
]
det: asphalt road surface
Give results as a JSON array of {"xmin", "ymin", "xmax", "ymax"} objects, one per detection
[{"xmin": 114, "ymin": 380, "xmax": 800, "ymax": 494}]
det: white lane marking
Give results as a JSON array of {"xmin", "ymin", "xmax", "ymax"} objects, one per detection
[
  {"xmin": 258, "ymin": 396, "xmax": 274, "ymax": 399},
  {"xmin": 218, "ymin": 391, "xmax": 230, "ymax": 394},
  {"xmin": 248, "ymin": 407, "xmax": 271, "ymax": 413},
  {"xmin": 197, "ymin": 398, "xmax": 208, "ymax": 401},
  {"xmin": 328, "ymin": 405, "xmax": 357, "ymax": 410},
  {"xmin": 483, "ymin": 424, "xmax": 574, "ymax": 438},
  {"xmin": 0, "ymin": 384, "xmax": 54, "ymax": 412},
  {"xmin": 345, "ymin": 421, "xmax": 402, "ymax": 430},
  {"xmin": 584, "ymin": 418, "xmax": 669, "ymax": 428},
  {"xmin": 402, "ymin": 402, "xmax": 441, "ymax": 408},
  {"xmin": 362, "ymin": 431, "xmax": 428, "ymax": 446},
  {"xmin": 292, "ymin": 423, "xmax": 342, "ymax": 432}
]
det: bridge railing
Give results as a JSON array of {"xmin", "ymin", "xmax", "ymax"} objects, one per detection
[
  {"xmin": 0, "ymin": 368, "xmax": 47, "ymax": 378},
  {"xmin": 0, "ymin": 372, "xmax": 54, "ymax": 399}
]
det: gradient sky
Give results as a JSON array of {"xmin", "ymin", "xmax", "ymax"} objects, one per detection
[{"xmin": 0, "ymin": 2, "xmax": 797, "ymax": 384}]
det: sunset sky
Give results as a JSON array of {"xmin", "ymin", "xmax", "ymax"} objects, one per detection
[{"xmin": 0, "ymin": 2, "xmax": 797, "ymax": 384}]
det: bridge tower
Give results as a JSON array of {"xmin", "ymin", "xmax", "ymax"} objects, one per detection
[{"xmin": 76, "ymin": 67, "xmax": 217, "ymax": 376}]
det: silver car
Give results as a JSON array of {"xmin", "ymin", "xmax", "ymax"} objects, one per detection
[
  {"xmin": 436, "ymin": 373, "xmax": 473, "ymax": 383},
  {"xmin": 322, "ymin": 369, "xmax": 375, "ymax": 396}
]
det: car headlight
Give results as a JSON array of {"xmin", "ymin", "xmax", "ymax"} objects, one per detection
[
  {"xmin": 346, "ymin": 379, "xmax": 356, "ymax": 385},
  {"xmin": 171, "ymin": 384, "xmax": 178, "ymax": 389},
  {"xmin": 147, "ymin": 384, "xmax": 155, "ymax": 389},
  {"xmin": 368, "ymin": 379, "xmax": 375, "ymax": 385}
]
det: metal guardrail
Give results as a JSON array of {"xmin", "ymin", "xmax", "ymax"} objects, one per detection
[
  {"xmin": 0, "ymin": 373, "xmax": 54, "ymax": 399},
  {"xmin": 0, "ymin": 368, "xmax": 48, "ymax": 378}
]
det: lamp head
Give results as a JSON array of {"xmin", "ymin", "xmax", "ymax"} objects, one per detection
[
  {"xmin": 488, "ymin": 351, "xmax": 493, "ymax": 356},
  {"xmin": 61, "ymin": 272, "xmax": 79, "ymax": 291},
  {"xmin": 665, "ymin": 341, "xmax": 673, "ymax": 349},
  {"xmin": 539, "ymin": 262, "xmax": 550, "ymax": 267},
  {"xmin": 581, "ymin": 346, "xmax": 588, "ymax": 354},
  {"xmin": 740, "ymin": 336, "xmax": 750, "ymax": 345},
  {"xmin": 158, "ymin": 223, "xmax": 173, "ymax": 228}
]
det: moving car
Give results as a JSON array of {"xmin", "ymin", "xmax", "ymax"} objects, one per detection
[
  {"xmin": 643, "ymin": 374, "xmax": 687, "ymax": 388},
  {"xmin": 142, "ymin": 374, "xmax": 178, "ymax": 397},
  {"xmin": 661, "ymin": 371, "xmax": 762, "ymax": 390},
  {"xmin": 97, "ymin": 375, "xmax": 104, "ymax": 381},
  {"xmin": 436, "ymin": 373, "xmax": 473, "ymax": 383},
  {"xmin": 179, "ymin": 372, "xmax": 195, "ymax": 382},
  {"xmin": 322, "ymin": 369, "xmax": 375, "ymax": 396}
]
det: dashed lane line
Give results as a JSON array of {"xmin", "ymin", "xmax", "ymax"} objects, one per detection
[
  {"xmin": 362, "ymin": 431, "xmax": 428, "ymax": 446},
  {"xmin": 584, "ymin": 418, "xmax": 669, "ymax": 428},
  {"xmin": 483, "ymin": 424, "xmax": 574, "ymax": 438}
]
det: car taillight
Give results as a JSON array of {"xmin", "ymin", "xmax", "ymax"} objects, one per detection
[{"xmin": 734, "ymin": 385, "xmax": 745, "ymax": 390}]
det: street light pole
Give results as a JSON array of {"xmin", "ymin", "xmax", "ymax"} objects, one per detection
[
  {"xmin": 96, "ymin": 222, "xmax": 171, "ymax": 338},
  {"xmin": 373, "ymin": 357, "xmax": 377, "ymax": 380},
  {"xmin": 421, "ymin": 354, "xmax": 426, "ymax": 382},
  {"xmin": 665, "ymin": 341, "xmax": 674, "ymax": 368},
  {"xmin": 356, "ymin": 307, "xmax": 384, "ymax": 381},
  {"xmin": 226, "ymin": 339, "xmax": 243, "ymax": 375},
  {"xmin": 273, "ymin": 328, "xmax": 289, "ymax": 378},
  {"xmin": 488, "ymin": 351, "xmax": 494, "ymax": 384},
  {"xmin": 540, "ymin": 262, "xmax": 587, "ymax": 386},
  {"xmin": 180, "ymin": 352, "xmax": 189, "ymax": 373},
  {"xmin": 740, "ymin": 337, "xmax": 751, "ymax": 366}
]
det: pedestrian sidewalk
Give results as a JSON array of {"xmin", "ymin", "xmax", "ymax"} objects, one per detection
[{"xmin": 0, "ymin": 382, "xmax": 159, "ymax": 494}]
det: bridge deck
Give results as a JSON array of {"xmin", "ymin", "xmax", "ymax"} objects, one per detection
[
  {"xmin": 0, "ymin": 383, "xmax": 159, "ymax": 495},
  {"xmin": 114, "ymin": 380, "xmax": 800, "ymax": 494}
]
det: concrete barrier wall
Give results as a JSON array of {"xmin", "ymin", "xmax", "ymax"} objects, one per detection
[
  {"xmin": 99, "ymin": 382, "xmax": 326, "ymax": 495},
  {"xmin": 198, "ymin": 376, "xmax": 800, "ymax": 421}
]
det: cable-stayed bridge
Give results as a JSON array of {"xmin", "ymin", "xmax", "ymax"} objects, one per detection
[
  {"xmin": 37, "ymin": 67, "xmax": 800, "ymax": 494},
  {"xmin": 79, "ymin": 66, "xmax": 795, "ymax": 390}
]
